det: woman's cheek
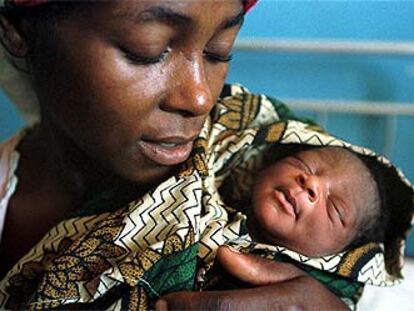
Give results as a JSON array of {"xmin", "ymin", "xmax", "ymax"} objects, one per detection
[{"xmin": 206, "ymin": 63, "xmax": 229, "ymax": 98}]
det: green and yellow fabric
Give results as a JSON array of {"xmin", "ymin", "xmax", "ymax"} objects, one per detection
[{"xmin": 0, "ymin": 84, "xmax": 413, "ymax": 310}]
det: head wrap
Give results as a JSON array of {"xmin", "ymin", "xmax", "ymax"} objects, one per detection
[
  {"xmin": 243, "ymin": 0, "xmax": 258, "ymax": 12},
  {"xmin": 2, "ymin": 0, "xmax": 259, "ymax": 13}
]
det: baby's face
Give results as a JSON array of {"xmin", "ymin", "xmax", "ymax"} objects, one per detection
[{"xmin": 251, "ymin": 147, "xmax": 375, "ymax": 257}]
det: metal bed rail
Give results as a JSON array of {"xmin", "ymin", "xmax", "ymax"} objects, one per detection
[
  {"xmin": 281, "ymin": 98, "xmax": 413, "ymax": 158},
  {"xmin": 233, "ymin": 38, "xmax": 414, "ymax": 157},
  {"xmin": 234, "ymin": 38, "xmax": 414, "ymax": 56}
]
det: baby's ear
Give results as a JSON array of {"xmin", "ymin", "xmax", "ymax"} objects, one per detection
[{"xmin": 0, "ymin": 15, "xmax": 29, "ymax": 57}]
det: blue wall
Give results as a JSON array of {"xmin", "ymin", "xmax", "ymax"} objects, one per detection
[
  {"xmin": 239, "ymin": 1, "xmax": 414, "ymax": 41},
  {"xmin": 0, "ymin": 91, "xmax": 25, "ymax": 139},
  {"xmin": 228, "ymin": 1, "xmax": 414, "ymax": 255}
]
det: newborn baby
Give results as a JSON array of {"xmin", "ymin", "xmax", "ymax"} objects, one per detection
[
  {"xmin": 248, "ymin": 146, "xmax": 386, "ymax": 257},
  {"xmin": 200, "ymin": 145, "xmax": 389, "ymax": 303}
]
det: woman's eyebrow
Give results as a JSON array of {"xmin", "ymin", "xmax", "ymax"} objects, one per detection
[
  {"xmin": 114, "ymin": 6, "xmax": 192, "ymax": 28},
  {"xmin": 114, "ymin": 6, "xmax": 244, "ymax": 30}
]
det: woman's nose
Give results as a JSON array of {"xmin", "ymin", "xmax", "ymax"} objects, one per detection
[
  {"xmin": 297, "ymin": 173, "xmax": 319, "ymax": 203},
  {"xmin": 161, "ymin": 54, "xmax": 214, "ymax": 117}
]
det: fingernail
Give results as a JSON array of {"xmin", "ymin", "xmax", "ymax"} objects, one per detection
[{"xmin": 155, "ymin": 299, "xmax": 168, "ymax": 311}]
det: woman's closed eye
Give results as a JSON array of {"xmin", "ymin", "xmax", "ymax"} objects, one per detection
[
  {"xmin": 120, "ymin": 46, "xmax": 171, "ymax": 65},
  {"xmin": 120, "ymin": 46, "xmax": 232, "ymax": 65},
  {"xmin": 203, "ymin": 36, "xmax": 236, "ymax": 64},
  {"xmin": 203, "ymin": 51, "xmax": 233, "ymax": 63}
]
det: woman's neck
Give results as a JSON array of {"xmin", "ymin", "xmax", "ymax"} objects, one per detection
[{"xmin": 20, "ymin": 119, "xmax": 137, "ymax": 204}]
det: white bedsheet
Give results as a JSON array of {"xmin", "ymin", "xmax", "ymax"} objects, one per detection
[{"xmin": 358, "ymin": 257, "xmax": 414, "ymax": 311}]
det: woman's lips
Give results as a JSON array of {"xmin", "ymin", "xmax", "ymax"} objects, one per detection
[
  {"xmin": 137, "ymin": 138, "xmax": 194, "ymax": 166},
  {"xmin": 273, "ymin": 189, "xmax": 297, "ymax": 217}
]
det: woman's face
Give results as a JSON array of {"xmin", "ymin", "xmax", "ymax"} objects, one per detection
[{"xmin": 30, "ymin": 0, "xmax": 243, "ymax": 184}]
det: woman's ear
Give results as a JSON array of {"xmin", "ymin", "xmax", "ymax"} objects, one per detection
[{"xmin": 0, "ymin": 15, "xmax": 29, "ymax": 57}]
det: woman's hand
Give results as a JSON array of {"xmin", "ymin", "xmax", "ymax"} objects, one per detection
[{"xmin": 155, "ymin": 246, "xmax": 348, "ymax": 310}]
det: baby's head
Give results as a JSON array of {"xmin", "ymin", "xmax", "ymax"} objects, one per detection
[{"xmin": 251, "ymin": 145, "xmax": 388, "ymax": 257}]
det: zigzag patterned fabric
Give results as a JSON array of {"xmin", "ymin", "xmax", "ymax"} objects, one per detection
[{"xmin": 0, "ymin": 84, "xmax": 413, "ymax": 310}]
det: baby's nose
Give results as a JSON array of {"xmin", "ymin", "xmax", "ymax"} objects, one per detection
[
  {"xmin": 307, "ymin": 182, "xmax": 318, "ymax": 203},
  {"xmin": 297, "ymin": 173, "xmax": 320, "ymax": 203}
]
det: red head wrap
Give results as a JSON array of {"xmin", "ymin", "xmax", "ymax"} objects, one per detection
[{"xmin": 243, "ymin": 0, "xmax": 258, "ymax": 13}]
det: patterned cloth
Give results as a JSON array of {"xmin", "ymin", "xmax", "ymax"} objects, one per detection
[{"xmin": 0, "ymin": 84, "xmax": 413, "ymax": 310}]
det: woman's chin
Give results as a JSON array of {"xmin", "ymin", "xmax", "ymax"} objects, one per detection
[{"xmin": 118, "ymin": 163, "xmax": 176, "ymax": 187}]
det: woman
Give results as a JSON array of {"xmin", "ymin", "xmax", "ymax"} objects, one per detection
[{"xmin": 0, "ymin": 0, "xmax": 358, "ymax": 309}]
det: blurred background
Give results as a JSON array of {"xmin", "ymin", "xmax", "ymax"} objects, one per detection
[
  {"xmin": 228, "ymin": 0, "xmax": 414, "ymax": 256},
  {"xmin": 0, "ymin": 1, "xmax": 413, "ymax": 256}
]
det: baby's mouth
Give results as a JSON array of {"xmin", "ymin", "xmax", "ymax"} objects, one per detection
[{"xmin": 274, "ymin": 187, "xmax": 298, "ymax": 217}]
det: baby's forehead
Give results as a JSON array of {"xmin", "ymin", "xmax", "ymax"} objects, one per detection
[
  {"xmin": 296, "ymin": 147, "xmax": 374, "ymax": 190},
  {"xmin": 316, "ymin": 148, "xmax": 377, "ymax": 198}
]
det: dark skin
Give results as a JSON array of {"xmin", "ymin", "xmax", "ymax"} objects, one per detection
[{"xmin": 0, "ymin": 1, "xmax": 347, "ymax": 309}]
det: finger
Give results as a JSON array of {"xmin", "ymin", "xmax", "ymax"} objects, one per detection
[
  {"xmin": 156, "ymin": 288, "xmax": 272, "ymax": 310},
  {"xmin": 156, "ymin": 279, "xmax": 348, "ymax": 310},
  {"xmin": 155, "ymin": 291, "xmax": 224, "ymax": 311},
  {"xmin": 216, "ymin": 245, "xmax": 306, "ymax": 285}
]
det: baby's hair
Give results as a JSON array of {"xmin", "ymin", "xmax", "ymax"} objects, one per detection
[
  {"xmin": 263, "ymin": 143, "xmax": 317, "ymax": 166},
  {"xmin": 345, "ymin": 152, "xmax": 390, "ymax": 250},
  {"xmin": 358, "ymin": 154, "xmax": 413, "ymax": 253}
]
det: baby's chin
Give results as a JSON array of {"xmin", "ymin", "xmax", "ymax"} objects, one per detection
[
  {"xmin": 246, "ymin": 219, "xmax": 339, "ymax": 257},
  {"xmin": 282, "ymin": 243, "xmax": 343, "ymax": 258},
  {"xmin": 245, "ymin": 216, "xmax": 271, "ymax": 244}
]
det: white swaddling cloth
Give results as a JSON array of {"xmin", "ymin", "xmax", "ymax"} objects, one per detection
[{"xmin": 359, "ymin": 257, "xmax": 414, "ymax": 311}]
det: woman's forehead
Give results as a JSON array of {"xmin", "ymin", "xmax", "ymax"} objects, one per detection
[
  {"xmin": 4, "ymin": 1, "xmax": 248, "ymax": 32},
  {"xmin": 3, "ymin": 0, "xmax": 258, "ymax": 13},
  {"xmin": 109, "ymin": 1, "xmax": 245, "ymax": 27}
]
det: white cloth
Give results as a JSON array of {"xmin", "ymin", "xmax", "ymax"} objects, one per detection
[
  {"xmin": 358, "ymin": 257, "xmax": 414, "ymax": 311},
  {"xmin": 0, "ymin": 132, "xmax": 22, "ymax": 241}
]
